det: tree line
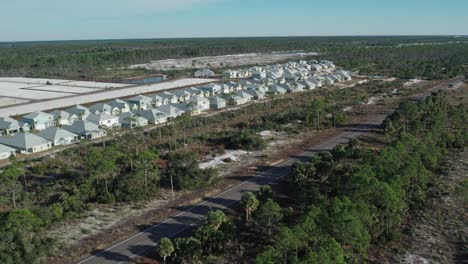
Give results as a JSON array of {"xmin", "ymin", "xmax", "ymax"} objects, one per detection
[{"xmin": 1, "ymin": 36, "xmax": 466, "ymax": 80}]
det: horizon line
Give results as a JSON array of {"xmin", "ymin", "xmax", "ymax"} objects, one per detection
[{"xmin": 1, "ymin": 34, "xmax": 467, "ymax": 44}]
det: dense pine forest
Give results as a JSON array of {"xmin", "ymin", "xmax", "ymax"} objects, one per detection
[
  {"xmin": 1, "ymin": 36, "xmax": 467, "ymax": 80},
  {"xmin": 152, "ymin": 91, "xmax": 466, "ymax": 263}
]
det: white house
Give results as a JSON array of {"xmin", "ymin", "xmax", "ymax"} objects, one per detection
[
  {"xmin": 269, "ymin": 85, "xmax": 287, "ymax": 95},
  {"xmin": 157, "ymin": 105, "xmax": 186, "ymax": 119},
  {"xmin": 119, "ymin": 112, "xmax": 149, "ymax": 128},
  {"xmin": 0, "ymin": 144, "xmax": 16, "ymax": 160},
  {"xmin": 89, "ymin": 103, "xmax": 120, "ymax": 115},
  {"xmin": 127, "ymin": 95, "xmax": 153, "ymax": 110},
  {"xmin": 49, "ymin": 110, "xmax": 78, "ymax": 126},
  {"xmin": 0, "ymin": 133, "xmax": 52, "ymax": 154},
  {"xmin": 0, "ymin": 117, "xmax": 30, "ymax": 136},
  {"xmin": 173, "ymin": 90, "xmax": 192, "ymax": 102},
  {"xmin": 37, "ymin": 127, "xmax": 79, "ymax": 146},
  {"xmin": 134, "ymin": 109, "xmax": 169, "ymax": 125},
  {"xmin": 86, "ymin": 114, "xmax": 120, "ymax": 128},
  {"xmin": 66, "ymin": 105, "xmax": 91, "ymax": 120},
  {"xmin": 159, "ymin": 92, "xmax": 179, "ymax": 104},
  {"xmin": 21, "ymin": 112, "xmax": 56, "ymax": 131},
  {"xmin": 109, "ymin": 99, "xmax": 131, "ymax": 114},
  {"xmin": 246, "ymin": 89, "xmax": 266, "ymax": 100},
  {"xmin": 235, "ymin": 91, "xmax": 254, "ymax": 103},
  {"xmin": 209, "ymin": 96, "xmax": 227, "ymax": 109},
  {"xmin": 199, "ymin": 83, "xmax": 222, "ymax": 96},
  {"xmin": 187, "ymin": 96, "xmax": 210, "ymax": 113},
  {"xmin": 62, "ymin": 121, "xmax": 106, "ymax": 140}
]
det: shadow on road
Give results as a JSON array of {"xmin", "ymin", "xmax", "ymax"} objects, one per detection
[{"xmin": 90, "ymin": 249, "xmax": 132, "ymax": 262}]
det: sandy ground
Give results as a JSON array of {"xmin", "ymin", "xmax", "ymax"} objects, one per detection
[
  {"xmin": 48, "ymin": 190, "xmax": 185, "ymax": 248},
  {"xmin": 129, "ymin": 52, "xmax": 319, "ymax": 71},
  {"xmin": 404, "ymin": 79, "xmax": 425, "ymax": 86}
]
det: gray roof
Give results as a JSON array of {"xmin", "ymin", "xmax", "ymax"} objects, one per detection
[
  {"xmin": 86, "ymin": 113, "xmax": 118, "ymax": 123},
  {"xmin": 118, "ymin": 112, "xmax": 149, "ymax": 123},
  {"xmin": 50, "ymin": 110, "xmax": 76, "ymax": 120},
  {"xmin": 22, "ymin": 111, "xmax": 54, "ymax": 121},
  {"xmin": 37, "ymin": 127, "xmax": 78, "ymax": 141},
  {"xmin": 158, "ymin": 92, "xmax": 177, "ymax": 100},
  {"xmin": 109, "ymin": 99, "xmax": 130, "ymax": 109},
  {"xmin": 209, "ymin": 96, "xmax": 226, "ymax": 104},
  {"xmin": 89, "ymin": 103, "xmax": 113, "ymax": 113},
  {"xmin": 157, "ymin": 104, "xmax": 186, "ymax": 117},
  {"xmin": 62, "ymin": 121, "xmax": 102, "ymax": 135},
  {"xmin": 0, "ymin": 133, "xmax": 51, "ymax": 149},
  {"xmin": 66, "ymin": 105, "xmax": 90, "ymax": 116},
  {"xmin": 188, "ymin": 96, "xmax": 209, "ymax": 104},
  {"xmin": 127, "ymin": 95, "xmax": 152, "ymax": 103},
  {"xmin": 229, "ymin": 95, "xmax": 243, "ymax": 102},
  {"xmin": 173, "ymin": 90, "xmax": 191, "ymax": 98},
  {"xmin": 0, "ymin": 144, "xmax": 16, "ymax": 154},
  {"xmin": 235, "ymin": 91, "xmax": 254, "ymax": 99},
  {"xmin": 270, "ymin": 85, "xmax": 287, "ymax": 93},
  {"xmin": 134, "ymin": 109, "xmax": 169, "ymax": 121},
  {"xmin": 0, "ymin": 117, "xmax": 22, "ymax": 130}
]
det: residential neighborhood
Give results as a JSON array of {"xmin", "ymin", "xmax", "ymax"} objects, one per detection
[{"xmin": 0, "ymin": 60, "xmax": 352, "ymax": 160}]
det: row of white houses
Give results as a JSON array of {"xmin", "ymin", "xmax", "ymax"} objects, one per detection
[
  {"xmin": 0, "ymin": 61, "xmax": 352, "ymax": 159},
  {"xmin": 222, "ymin": 60, "xmax": 341, "ymax": 81}
]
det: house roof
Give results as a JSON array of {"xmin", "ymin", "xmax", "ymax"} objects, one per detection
[
  {"xmin": 134, "ymin": 109, "xmax": 168, "ymax": 121},
  {"xmin": 157, "ymin": 104, "xmax": 186, "ymax": 117},
  {"xmin": 0, "ymin": 144, "xmax": 16, "ymax": 154},
  {"xmin": 67, "ymin": 105, "xmax": 90, "ymax": 116},
  {"xmin": 235, "ymin": 91, "xmax": 254, "ymax": 99},
  {"xmin": 62, "ymin": 121, "xmax": 102, "ymax": 135},
  {"xmin": 0, "ymin": 117, "xmax": 22, "ymax": 130},
  {"xmin": 158, "ymin": 92, "xmax": 177, "ymax": 100},
  {"xmin": 270, "ymin": 85, "xmax": 287, "ymax": 93},
  {"xmin": 89, "ymin": 103, "xmax": 113, "ymax": 113},
  {"xmin": 86, "ymin": 113, "xmax": 118, "ymax": 123},
  {"xmin": 0, "ymin": 133, "xmax": 51, "ymax": 149},
  {"xmin": 229, "ymin": 95, "xmax": 244, "ymax": 102},
  {"xmin": 209, "ymin": 96, "xmax": 226, "ymax": 104},
  {"xmin": 109, "ymin": 99, "xmax": 130, "ymax": 109},
  {"xmin": 37, "ymin": 127, "xmax": 78, "ymax": 141},
  {"xmin": 127, "ymin": 95, "xmax": 152, "ymax": 103},
  {"xmin": 173, "ymin": 90, "xmax": 191, "ymax": 97},
  {"xmin": 188, "ymin": 96, "xmax": 209, "ymax": 104},
  {"xmin": 50, "ymin": 110, "xmax": 76, "ymax": 120},
  {"xmin": 22, "ymin": 111, "xmax": 53, "ymax": 121},
  {"xmin": 199, "ymin": 83, "xmax": 222, "ymax": 92},
  {"xmin": 119, "ymin": 112, "xmax": 149, "ymax": 123}
]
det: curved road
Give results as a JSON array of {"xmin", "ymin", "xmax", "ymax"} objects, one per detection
[{"xmin": 77, "ymin": 76, "xmax": 464, "ymax": 264}]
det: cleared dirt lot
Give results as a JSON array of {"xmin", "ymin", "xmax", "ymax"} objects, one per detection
[
  {"xmin": 0, "ymin": 77, "xmax": 131, "ymax": 108},
  {"xmin": 129, "ymin": 52, "xmax": 319, "ymax": 71}
]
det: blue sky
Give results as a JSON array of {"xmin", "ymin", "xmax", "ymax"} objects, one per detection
[{"xmin": 1, "ymin": 0, "xmax": 467, "ymax": 41}]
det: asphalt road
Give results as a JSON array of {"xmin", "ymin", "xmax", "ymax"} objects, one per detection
[{"xmin": 77, "ymin": 76, "xmax": 465, "ymax": 264}]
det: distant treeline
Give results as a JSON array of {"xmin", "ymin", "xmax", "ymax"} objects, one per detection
[{"xmin": 0, "ymin": 36, "xmax": 467, "ymax": 80}]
